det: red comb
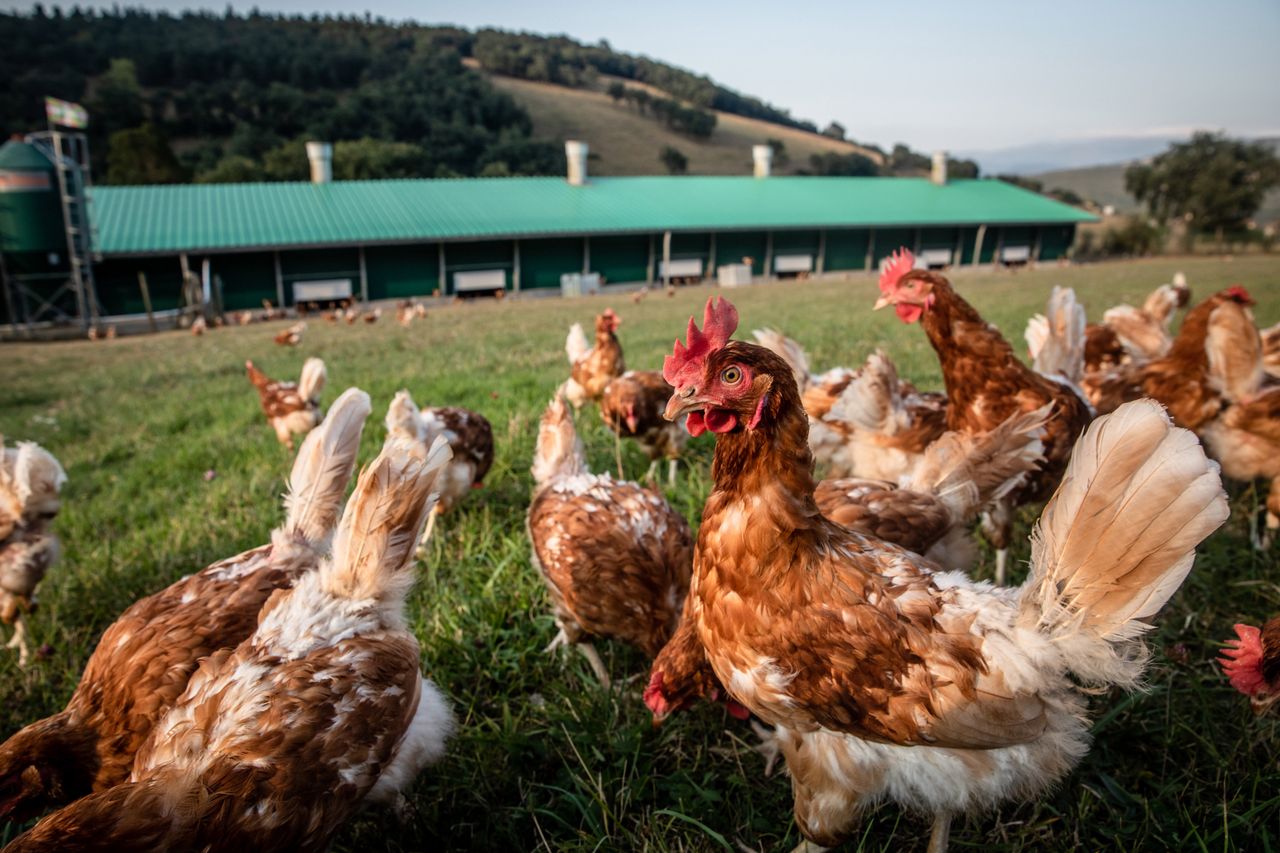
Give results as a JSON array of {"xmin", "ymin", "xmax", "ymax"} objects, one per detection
[
  {"xmin": 1224, "ymin": 285, "xmax": 1255, "ymax": 306},
  {"xmin": 663, "ymin": 296, "xmax": 739, "ymax": 387},
  {"xmin": 879, "ymin": 247, "xmax": 916, "ymax": 295},
  {"xmin": 1219, "ymin": 623, "xmax": 1266, "ymax": 696}
]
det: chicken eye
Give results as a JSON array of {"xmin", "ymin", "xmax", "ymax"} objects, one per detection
[{"xmin": 721, "ymin": 366, "xmax": 743, "ymax": 385}]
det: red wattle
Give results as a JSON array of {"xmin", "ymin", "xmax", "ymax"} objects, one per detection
[
  {"xmin": 704, "ymin": 408, "xmax": 739, "ymax": 433},
  {"xmin": 896, "ymin": 303, "xmax": 924, "ymax": 324},
  {"xmin": 725, "ymin": 700, "xmax": 750, "ymax": 720},
  {"xmin": 685, "ymin": 411, "xmax": 707, "ymax": 436}
]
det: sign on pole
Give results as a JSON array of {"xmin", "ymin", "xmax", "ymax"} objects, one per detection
[{"xmin": 44, "ymin": 96, "xmax": 89, "ymax": 129}]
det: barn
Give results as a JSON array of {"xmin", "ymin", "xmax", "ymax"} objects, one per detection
[{"xmin": 1, "ymin": 140, "xmax": 1096, "ymax": 326}]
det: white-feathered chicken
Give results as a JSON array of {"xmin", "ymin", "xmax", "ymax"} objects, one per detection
[
  {"xmin": 5, "ymin": 434, "xmax": 457, "ymax": 851},
  {"xmin": 0, "ymin": 439, "xmax": 66, "ymax": 668}
]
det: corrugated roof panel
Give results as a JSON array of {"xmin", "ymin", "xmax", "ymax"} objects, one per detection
[{"xmin": 90, "ymin": 176, "xmax": 1096, "ymax": 255}]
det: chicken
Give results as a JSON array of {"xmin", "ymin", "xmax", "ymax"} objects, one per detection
[
  {"xmin": 875, "ymin": 249, "xmax": 1093, "ymax": 583},
  {"xmin": 190, "ymin": 316, "xmax": 207, "ymax": 336},
  {"xmin": 1127, "ymin": 286, "xmax": 1257, "ymax": 430},
  {"xmin": 659, "ymin": 296, "xmax": 1227, "ymax": 851},
  {"xmin": 0, "ymin": 440, "xmax": 66, "ymax": 668},
  {"xmin": 527, "ymin": 396, "xmax": 693, "ymax": 686},
  {"xmin": 0, "ymin": 390, "xmax": 370, "ymax": 824},
  {"xmin": 363, "ymin": 307, "xmax": 382, "ymax": 324},
  {"xmin": 645, "ymin": 406, "xmax": 1047, "ymax": 726},
  {"xmin": 820, "ymin": 349, "xmax": 949, "ymax": 482},
  {"xmin": 274, "ymin": 321, "xmax": 305, "ymax": 347},
  {"xmin": 1196, "ymin": 296, "xmax": 1280, "ymax": 548},
  {"xmin": 1260, "ymin": 321, "xmax": 1280, "ymax": 381},
  {"xmin": 246, "ymin": 357, "xmax": 326, "ymax": 450},
  {"xmin": 384, "ymin": 390, "xmax": 493, "ymax": 545},
  {"xmin": 4, "ymin": 432, "xmax": 456, "ymax": 852},
  {"xmin": 561, "ymin": 309, "xmax": 625, "ymax": 408},
  {"xmin": 599, "ymin": 370, "xmax": 687, "ymax": 485},
  {"xmin": 236, "ymin": 310, "xmax": 253, "ymax": 326},
  {"xmin": 261, "ymin": 299, "xmax": 282, "ymax": 321},
  {"xmin": 1220, "ymin": 616, "xmax": 1280, "ymax": 714}
]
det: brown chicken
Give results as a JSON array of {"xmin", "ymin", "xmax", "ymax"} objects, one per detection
[
  {"xmin": 246, "ymin": 357, "xmax": 327, "ymax": 450},
  {"xmin": 646, "ymin": 406, "xmax": 1047, "ymax": 725},
  {"xmin": 0, "ymin": 390, "xmax": 370, "ymax": 826},
  {"xmin": 4, "ymin": 431, "xmax": 455, "ymax": 852},
  {"xmin": 1221, "ymin": 616, "xmax": 1280, "ymax": 714},
  {"xmin": 600, "ymin": 370, "xmax": 687, "ymax": 485},
  {"xmin": 658, "ymin": 295, "xmax": 1225, "ymax": 851},
  {"xmin": 875, "ymin": 249, "xmax": 1093, "ymax": 583},
  {"xmin": 274, "ymin": 321, "xmax": 305, "ymax": 346},
  {"xmin": 1259, "ymin": 321, "xmax": 1280, "ymax": 381},
  {"xmin": 0, "ymin": 440, "xmax": 66, "ymax": 668},
  {"xmin": 1117, "ymin": 286, "xmax": 1257, "ymax": 429},
  {"xmin": 527, "ymin": 396, "xmax": 693, "ymax": 686},
  {"xmin": 562, "ymin": 309, "xmax": 625, "ymax": 408},
  {"xmin": 384, "ymin": 391, "xmax": 493, "ymax": 548}
]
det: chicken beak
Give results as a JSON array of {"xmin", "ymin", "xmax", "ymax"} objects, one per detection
[
  {"xmin": 664, "ymin": 387, "xmax": 707, "ymax": 421},
  {"xmin": 873, "ymin": 296, "xmax": 892, "ymax": 311}
]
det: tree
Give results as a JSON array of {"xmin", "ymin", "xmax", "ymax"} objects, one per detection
[
  {"xmin": 766, "ymin": 138, "xmax": 789, "ymax": 169},
  {"xmin": 92, "ymin": 58, "xmax": 146, "ymax": 131},
  {"xmin": 1126, "ymin": 132, "xmax": 1280, "ymax": 249},
  {"xmin": 808, "ymin": 151, "xmax": 878, "ymax": 177},
  {"xmin": 105, "ymin": 124, "xmax": 189, "ymax": 185},
  {"xmin": 606, "ymin": 81, "xmax": 626, "ymax": 103},
  {"xmin": 659, "ymin": 145, "xmax": 688, "ymax": 175},
  {"xmin": 197, "ymin": 155, "xmax": 263, "ymax": 183},
  {"xmin": 822, "ymin": 121, "xmax": 845, "ymax": 141},
  {"xmin": 334, "ymin": 137, "xmax": 427, "ymax": 179}
]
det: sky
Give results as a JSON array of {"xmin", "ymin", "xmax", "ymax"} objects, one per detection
[{"xmin": 3, "ymin": 0, "xmax": 1278, "ymax": 156}]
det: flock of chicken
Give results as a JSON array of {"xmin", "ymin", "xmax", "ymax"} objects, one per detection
[{"xmin": 1, "ymin": 248, "xmax": 1277, "ymax": 851}]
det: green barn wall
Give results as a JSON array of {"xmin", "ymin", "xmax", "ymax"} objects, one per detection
[
  {"xmin": 212, "ymin": 252, "xmax": 276, "ymax": 310},
  {"xmin": 366, "ymin": 244, "xmax": 439, "ymax": 299},
  {"xmin": 521, "ymin": 238, "xmax": 582, "ymax": 289},
  {"xmin": 713, "ymin": 232, "xmax": 767, "ymax": 275},
  {"xmin": 444, "ymin": 240, "xmax": 513, "ymax": 293},
  {"xmin": 591, "ymin": 234, "xmax": 649, "ymax": 284},
  {"xmin": 1038, "ymin": 225, "xmax": 1075, "ymax": 261},
  {"xmin": 873, "ymin": 228, "xmax": 915, "ymax": 266},
  {"xmin": 824, "ymin": 230, "xmax": 870, "ymax": 271},
  {"xmin": 93, "ymin": 257, "xmax": 185, "ymax": 315},
  {"xmin": 772, "ymin": 230, "xmax": 820, "ymax": 255}
]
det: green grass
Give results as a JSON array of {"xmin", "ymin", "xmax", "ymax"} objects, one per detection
[{"xmin": 3, "ymin": 256, "xmax": 1280, "ymax": 851}]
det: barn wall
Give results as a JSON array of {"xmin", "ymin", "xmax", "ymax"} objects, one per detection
[
  {"xmin": 521, "ymin": 238, "xmax": 582, "ymax": 289},
  {"xmin": 823, "ymin": 229, "xmax": 870, "ymax": 271},
  {"xmin": 366, "ymin": 244, "xmax": 439, "ymax": 300},
  {"xmin": 713, "ymin": 231, "xmax": 767, "ymax": 275},
  {"xmin": 211, "ymin": 252, "xmax": 276, "ymax": 310},
  {"xmin": 591, "ymin": 234, "xmax": 650, "ymax": 284},
  {"xmin": 444, "ymin": 240, "xmax": 513, "ymax": 293}
]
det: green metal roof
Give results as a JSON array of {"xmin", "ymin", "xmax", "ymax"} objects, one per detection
[
  {"xmin": 0, "ymin": 139, "xmax": 55, "ymax": 172},
  {"xmin": 90, "ymin": 176, "xmax": 1097, "ymax": 256}
]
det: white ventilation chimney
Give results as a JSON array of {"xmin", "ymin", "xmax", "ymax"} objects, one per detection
[
  {"xmin": 306, "ymin": 141, "xmax": 332, "ymax": 184},
  {"xmin": 565, "ymin": 140, "xmax": 588, "ymax": 186},
  {"xmin": 752, "ymin": 144, "xmax": 773, "ymax": 178},
  {"xmin": 931, "ymin": 150, "xmax": 948, "ymax": 186}
]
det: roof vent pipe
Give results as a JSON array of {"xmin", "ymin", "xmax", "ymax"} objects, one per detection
[
  {"xmin": 565, "ymin": 140, "xmax": 588, "ymax": 186},
  {"xmin": 931, "ymin": 150, "xmax": 947, "ymax": 185},
  {"xmin": 752, "ymin": 144, "xmax": 773, "ymax": 178},
  {"xmin": 306, "ymin": 141, "xmax": 332, "ymax": 184}
]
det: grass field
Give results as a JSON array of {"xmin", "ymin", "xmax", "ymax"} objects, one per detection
[
  {"xmin": 3, "ymin": 256, "xmax": 1279, "ymax": 851},
  {"xmin": 486, "ymin": 73, "xmax": 880, "ymax": 177}
]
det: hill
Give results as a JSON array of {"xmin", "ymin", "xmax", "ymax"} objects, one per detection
[{"xmin": 485, "ymin": 72, "xmax": 881, "ymax": 176}]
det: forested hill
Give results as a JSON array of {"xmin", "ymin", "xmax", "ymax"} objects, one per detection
[{"xmin": 0, "ymin": 8, "xmax": 973, "ymax": 185}]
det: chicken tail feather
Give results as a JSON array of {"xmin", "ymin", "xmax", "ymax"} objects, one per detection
[
  {"xmin": 297, "ymin": 357, "xmax": 327, "ymax": 404},
  {"xmin": 321, "ymin": 433, "xmax": 451, "ymax": 607},
  {"xmin": 385, "ymin": 389, "xmax": 422, "ymax": 441},
  {"xmin": 751, "ymin": 329, "xmax": 811, "ymax": 393},
  {"xmin": 1020, "ymin": 399, "xmax": 1228, "ymax": 686},
  {"xmin": 277, "ymin": 387, "xmax": 371, "ymax": 553},
  {"xmin": 565, "ymin": 322, "xmax": 590, "ymax": 365}
]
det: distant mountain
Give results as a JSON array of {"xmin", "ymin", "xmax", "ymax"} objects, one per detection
[{"xmin": 958, "ymin": 136, "xmax": 1183, "ymax": 175}]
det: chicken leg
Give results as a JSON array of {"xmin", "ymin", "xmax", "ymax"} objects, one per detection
[
  {"xmin": 4, "ymin": 615, "xmax": 30, "ymax": 668},
  {"xmin": 545, "ymin": 628, "xmax": 612, "ymax": 689},
  {"xmin": 927, "ymin": 812, "xmax": 951, "ymax": 853},
  {"xmin": 667, "ymin": 458, "xmax": 678, "ymax": 488}
]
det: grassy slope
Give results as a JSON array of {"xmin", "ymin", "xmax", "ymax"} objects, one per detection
[
  {"xmin": 487, "ymin": 73, "xmax": 880, "ymax": 176},
  {"xmin": 2, "ymin": 256, "xmax": 1279, "ymax": 851}
]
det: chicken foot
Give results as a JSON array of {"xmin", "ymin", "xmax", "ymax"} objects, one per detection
[
  {"xmin": 4, "ymin": 615, "xmax": 30, "ymax": 668},
  {"xmin": 545, "ymin": 628, "xmax": 612, "ymax": 689},
  {"xmin": 927, "ymin": 812, "xmax": 952, "ymax": 853}
]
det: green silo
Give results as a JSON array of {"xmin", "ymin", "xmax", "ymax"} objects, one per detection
[{"xmin": 0, "ymin": 138, "xmax": 69, "ymax": 270}]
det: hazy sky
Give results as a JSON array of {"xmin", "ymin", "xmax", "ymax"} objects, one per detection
[{"xmin": 3, "ymin": 0, "xmax": 1278, "ymax": 152}]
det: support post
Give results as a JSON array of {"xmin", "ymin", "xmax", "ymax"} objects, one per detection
[
  {"xmin": 816, "ymin": 230, "xmax": 826, "ymax": 275},
  {"xmin": 582, "ymin": 236, "xmax": 590, "ymax": 274},
  {"xmin": 137, "ymin": 271, "xmax": 157, "ymax": 333},
  {"xmin": 913, "ymin": 228, "xmax": 922, "ymax": 254},
  {"xmin": 358, "ymin": 245, "xmax": 368, "ymax": 303},
  {"xmin": 437, "ymin": 243, "xmax": 446, "ymax": 296},
  {"xmin": 954, "ymin": 229, "xmax": 965, "ymax": 268},
  {"xmin": 646, "ymin": 234, "xmax": 656, "ymax": 284},
  {"xmin": 764, "ymin": 231, "xmax": 774, "ymax": 279},
  {"xmin": 707, "ymin": 231, "xmax": 717, "ymax": 280},
  {"xmin": 512, "ymin": 240, "xmax": 521, "ymax": 294},
  {"xmin": 661, "ymin": 230, "xmax": 672, "ymax": 287},
  {"xmin": 972, "ymin": 224, "xmax": 987, "ymax": 267},
  {"xmin": 993, "ymin": 228, "xmax": 1004, "ymax": 268},
  {"xmin": 273, "ymin": 250, "xmax": 285, "ymax": 306},
  {"xmin": 1031, "ymin": 227, "xmax": 1042, "ymax": 264},
  {"xmin": 865, "ymin": 230, "xmax": 876, "ymax": 271}
]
